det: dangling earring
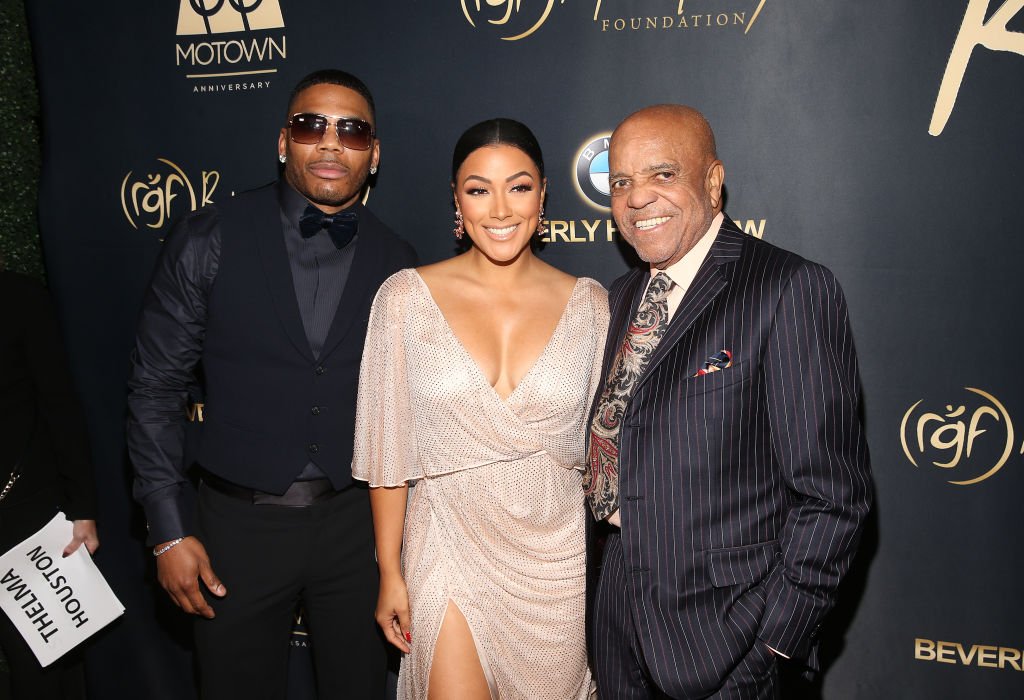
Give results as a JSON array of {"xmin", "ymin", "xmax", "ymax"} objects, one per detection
[
  {"xmin": 536, "ymin": 206, "xmax": 548, "ymax": 236},
  {"xmin": 453, "ymin": 210, "xmax": 464, "ymax": 240},
  {"xmin": 278, "ymin": 154, "xmax": 286, "ymax": 164}
]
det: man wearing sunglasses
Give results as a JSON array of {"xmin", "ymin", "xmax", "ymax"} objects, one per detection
[{"xmin": 128, "ymin": 69, "xmax": 416, "ymax": 699}]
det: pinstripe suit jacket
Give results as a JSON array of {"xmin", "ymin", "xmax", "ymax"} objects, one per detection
[{"xmin": 590, "ymin": 217, "xmax": 872, "ymax": 697}]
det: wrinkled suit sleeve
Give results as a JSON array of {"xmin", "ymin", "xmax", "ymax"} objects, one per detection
[{"xmin": 126, "ymin": 209, "xmax": 220, "ymax": 546}]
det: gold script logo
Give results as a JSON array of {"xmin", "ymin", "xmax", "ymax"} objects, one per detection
[
  {"xmin": 460, "ymin": 1, "xmax": 767, "ymax": 40},
  {"xmin": 930, "ymin": 0, "xmax": 1024, "ymax": 136},
  {"xmin": 176, "ymin": 0, "xmax": 285, "ymax": 35},
  {"xmin": 900, "ymin": 387, "xmax": 1019, "ymax": 485},
  {"xmin": 120, "ymin": 159, "xmax": 220, "ymax": 231},
  {"xmin": 460, "ymin": 0, "xmax": 565, "ymax": 41},
  {"xmin": 595, "ymin": 0, "xmax": 768, "ymax": 34}
]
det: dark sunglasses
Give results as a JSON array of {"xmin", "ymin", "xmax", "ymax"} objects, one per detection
[{"xmin": 286, "ymin": 113, "xmax": 375, "ymax": 150}]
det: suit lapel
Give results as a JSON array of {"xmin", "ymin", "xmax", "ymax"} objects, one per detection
[
  {"xmin": 604, "ymin": 270, "xmax": 647, "ymax": 370},
  {"xmin": 637, "ymin": 218, "xmax": 746, "ymax": 386},
  {"xmin": 254, "ymin": 189, "xmax": 315, "ymax": 361}
]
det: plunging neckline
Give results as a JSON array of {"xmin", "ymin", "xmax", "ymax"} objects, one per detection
[{"xmin": 411, "ymin": 270, "xmax": 584, "ymax": 404}]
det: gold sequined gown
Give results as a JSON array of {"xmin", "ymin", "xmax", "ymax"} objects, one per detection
[{"xmin": 353, "ymin": 269, "xmax": 608, "ymax": 699}]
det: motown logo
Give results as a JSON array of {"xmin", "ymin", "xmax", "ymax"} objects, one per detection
[
  {"xmin": 120, "ymin": 159, "xmax": 220, "ymax": 232},
  {"xmin": 930, "ymin": 0, "xmax": 1024, "ymax": 135},
  {"xmin": 900, "ymin": 387, "xmax": 1021, "ymax": 485},
  {"xmin": 175, "ymin": 0, "xmax": 287, "ymax": 91},
  {"xmin": 176, "ymin": 0, "xmax": 285, "ymax": 35},
  {"xmin": 574, "ymin": 134, "xmax": 612, "ymax": 211},
  {"xmin": 459, "ymin": 1, "xmax": 769, "ymax": 40}
]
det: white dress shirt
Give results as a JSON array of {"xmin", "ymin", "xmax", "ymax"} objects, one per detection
[{"xmin": 642, "ymin": 211, "xmax": 724, "ymax": 320}]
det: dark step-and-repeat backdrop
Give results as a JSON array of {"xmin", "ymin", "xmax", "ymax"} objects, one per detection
[{"xmin": 23, "ymin": 1, "xmax": 1024, "ymax": 698}]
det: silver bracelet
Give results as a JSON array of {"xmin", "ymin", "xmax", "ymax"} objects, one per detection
[{"xmin": 152, "ymin": 537, "xmax": 184, "ymax": 557}]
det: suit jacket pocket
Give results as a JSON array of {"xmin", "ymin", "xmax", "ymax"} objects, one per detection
[
  {"xmin": 706, "ymin": 540, "xmax": 779, "ymax": 587},
  {"xmin": 707, "ymin": 541, "xmax": 780, "ymax": 643},
  {"xmin": 682, "ymin": 360, "xmax": 751, "ymax": 398}
]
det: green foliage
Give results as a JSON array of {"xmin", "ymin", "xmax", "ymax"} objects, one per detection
[{"xmin": 0, "ymin": 0, "xmax": 43, "ymax": 279}]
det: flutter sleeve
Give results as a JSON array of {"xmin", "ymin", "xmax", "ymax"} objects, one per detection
[{"xmin": 352, "ymin": 270, "xmax": 420, "ymax": 487}]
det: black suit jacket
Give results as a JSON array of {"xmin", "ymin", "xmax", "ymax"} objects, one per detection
[
  {"xmin": 589, "ymin": 218, "xmax": 872, "ymax": 697},
  {"xmin": 127, "ymin": 182, "xmax": 416, "ymax": 544},
  {"xmin": 0, "ymin": 271, "xmax": 96, "ymax": 545}
]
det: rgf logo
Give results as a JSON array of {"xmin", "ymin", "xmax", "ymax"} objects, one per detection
[
  {"xmin": 900, "ymin": 387, "xmax": 1020, "ymax": 485},
  {"xmin": 460, "ymin": 0, "xmax": 563, "ymax": 41},
  {"xmin": 176, "ymin": 0, "xmax": 285, "ymax": 36},
  {"xmin": 120, "ymin": 159, "xmax": 220, "ymax": 231}
]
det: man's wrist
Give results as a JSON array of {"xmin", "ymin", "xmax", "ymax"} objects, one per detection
[{"xmin": 153, "ymin": 537, "xmax": 185, "ymax": 557}]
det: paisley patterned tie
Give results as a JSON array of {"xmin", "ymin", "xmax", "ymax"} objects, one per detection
[{"xmin": 585, "ymin": 272, "xmax": 674, "ymax": 520}]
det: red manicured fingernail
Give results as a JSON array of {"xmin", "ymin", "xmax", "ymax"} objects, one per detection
[{"xmin": 405, "ymin": 631, "xmax": 412, "ymax": 643}]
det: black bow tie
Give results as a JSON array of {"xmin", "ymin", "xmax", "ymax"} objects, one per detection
[{"xmin": 298, "ymin": 205, "xmax": 359, "ymax": 249}]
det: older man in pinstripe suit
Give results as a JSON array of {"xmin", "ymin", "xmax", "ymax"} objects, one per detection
[{"xmin": 584, "ymin": 105, "xmax": 873, "ymax": 698}]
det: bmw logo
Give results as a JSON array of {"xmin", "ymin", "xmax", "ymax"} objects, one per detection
[{"xmin": 573, "ymin": 134, "xmax": 612, "ymax": 211}]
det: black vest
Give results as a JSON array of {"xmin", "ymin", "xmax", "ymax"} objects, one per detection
[{"xmin": 197, "ymin": 184, "xmax": 415, "ymax": 493}]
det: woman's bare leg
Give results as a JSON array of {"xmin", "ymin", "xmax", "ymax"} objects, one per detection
[{"xmin": 427, "ymin": 601, "xmax": 490, "ymax": 700}]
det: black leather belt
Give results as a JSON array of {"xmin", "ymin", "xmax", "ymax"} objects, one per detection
[{"xmin": 202, "ymin": 473, "xmax": 339, "ymax": 507}]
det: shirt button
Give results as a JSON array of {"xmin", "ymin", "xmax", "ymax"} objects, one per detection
[
  {"xmin": 311, "ymin": 406, "xmax": 321, "ymax": 416},
  {"xmin": 307, "ymin": 443, "xmax": 319, "ymax": 454},
  {"xmin": 315, "ymin": 366, "xmax": 326, "ymax": 376}
]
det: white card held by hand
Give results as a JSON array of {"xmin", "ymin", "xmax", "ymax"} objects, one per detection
[{"xmin": 0, "ymin": 512, "xmax": 124, "ymax": 666}]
